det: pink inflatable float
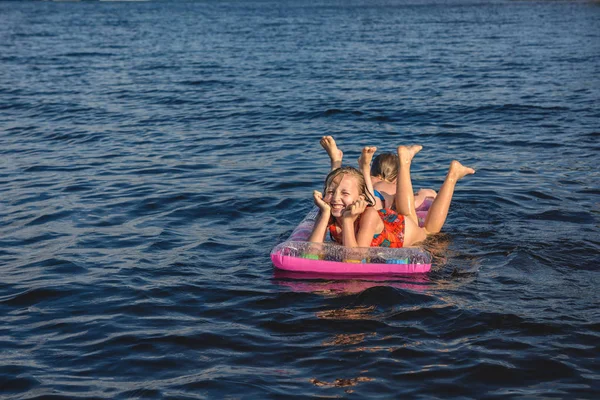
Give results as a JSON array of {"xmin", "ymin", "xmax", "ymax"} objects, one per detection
[{"xmin": 271, "ymin": 202, "xmax": 433, "ymax": 275}]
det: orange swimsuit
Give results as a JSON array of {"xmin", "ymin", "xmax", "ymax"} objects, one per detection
[{"xmin": 328, "ymin": 208, "xmax": 405, "ymax": 248}]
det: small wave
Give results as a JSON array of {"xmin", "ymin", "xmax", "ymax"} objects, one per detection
[
  {"xmin": 522, "ymin": 190, "xmax": 560, "ymax": 201},
  {"xmin": 525, "ymin": 209, "xmax": 592, "ymax": 224},
  {"xmin": 138, "ymin": 63, "xmax": 181, "ymax": 71},
  {"xmin": 178, "ymin": 79, "xmax": 232, "ymax": 87},
  {"xmin": 62, "ymin": 183, "xmax": 94, "ymax": 193},
  {"xmin": 459, "ymin": 104, "xmax": 570, "ymax": 115},
  {"xmin": 369, "ymin": 114, "xmax": 394, "ymax": 122},
  {"xmin": 23, "ymin": 165, "xmax": 90, "ymax": 173},
  {"xmin": 1, "ymin": 287, "xmax": 69, "ymax": 307},
  {"xmin": 25, "ymin": 210, "xmax": 73, "ymax": 227},
  {"xmin": 322, "ymin": 109, "xmax": 364, "ymax": 118},
  {"xmin": 578, "ymin": 187, "xmax": 600, "ymax": 196},
  {"xmin": 61, "ymin": 52, "xmax": 116, "ymax": 58},
  {"xmin": 351, "ymin": 286, "xmax": 436, "ymax": 309},
  {"xmin": 130, "ymin": 167, "xmax": 189, "ymax": 175},
  {"xmin": 0, "ymin": 101, "xmax": 31, "ymax": 111},
  {"xmin": 2, "ymin": 232, "xmax": 68, "ymax": 247},
  {"xmin": 147, "ymin": 96, "xmax": 203, "ymax": 106},
  {"xmin": 0, "ymin": 374, "xmax": 40, "ymax": 395},
  {"xmin": 498, "ymin": 139, "xmax": 564, "ymax": 149},
  {"xmin": 13, "ymin": 32, "xmax": 56, "ymax": 38}
]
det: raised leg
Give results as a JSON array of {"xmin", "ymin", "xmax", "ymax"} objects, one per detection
[
  {"xmin": 424, "ymin": 160, "xmax": 475, "ymax": 233},
  {"xmin": 395, "ymin": 145, "xmax": 422, "ymax": 227},
  {"xmin": 320, "ymin": 136, "xmax": 343, "ymax": 171}
]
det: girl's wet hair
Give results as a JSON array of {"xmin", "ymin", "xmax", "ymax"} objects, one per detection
[
  {"xmin": 372, "ymin": 153, "xmax": 399, "ymax": 182},
  {"xmin": 323, "ymin": 166, "xmax": 376, "ymax": 206}
]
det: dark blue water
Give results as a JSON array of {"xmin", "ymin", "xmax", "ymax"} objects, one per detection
[{"xmin": 1, "ymin": 0, "xmax": 599, "ymax": 398}]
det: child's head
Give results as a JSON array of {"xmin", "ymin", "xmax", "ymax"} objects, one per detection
[
  {"xmin": 371, "ymin": 153, "xmax": 398, "ymax": 182},
  {"xmin": 323, "ymin": 167, "xmax": 375, "ymax": 217}
]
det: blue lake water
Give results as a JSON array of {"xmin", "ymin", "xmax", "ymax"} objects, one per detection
[{"xmin": 1, "ymin": 0, "xmax": 599, "ymax": 398}]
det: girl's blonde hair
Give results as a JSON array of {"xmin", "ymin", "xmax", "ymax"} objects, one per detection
[
  {"xmin": 324, "ymin": 166, "xmax": 375, "ymax": 206},
  {"xmin": 371, "ymin": 153, "xmax": 398, "ymax": 182}
]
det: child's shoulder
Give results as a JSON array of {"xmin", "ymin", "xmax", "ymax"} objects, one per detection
[{"xmin": 362, "ymin": 206, "xmax": 382, "ymax": 221}]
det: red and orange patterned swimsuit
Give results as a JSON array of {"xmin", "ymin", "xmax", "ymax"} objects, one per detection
[{"xmin": 328, "ymin": 208, "xmax": 405, "ymax": 248}]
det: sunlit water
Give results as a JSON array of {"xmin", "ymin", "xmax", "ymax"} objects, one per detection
[{"xmin": 1, "ymin": 0, "xmax": 599, "ymax": 398}]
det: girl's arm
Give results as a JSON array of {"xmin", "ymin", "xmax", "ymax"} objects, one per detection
[
  {"xmin": 340, "ymin": 200, "xmax": 382, "ymax": 248},
  {"xmin": 307, "ymin": 191, "xmax": 331, "ymax": 243},
  {"xmin": 362, "ymin": 169, "xmax": 376, "ymax": 205},
  {"xmin": 358, "ymin": 147, "xmax": 381, "ymax": 209}
]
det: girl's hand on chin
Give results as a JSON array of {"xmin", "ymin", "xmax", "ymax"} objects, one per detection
[
  {"xmin": 313, "ymin": 191, "xmax": 331, "ymax": 213},
  {"xmin": 342, "ymin": 198, "xmax": 367, "ymax": 221}
]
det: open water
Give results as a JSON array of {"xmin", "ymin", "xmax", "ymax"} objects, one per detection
[{"xmin": 1, "ymin": 0, "xmax": 599, "ymax": 398}]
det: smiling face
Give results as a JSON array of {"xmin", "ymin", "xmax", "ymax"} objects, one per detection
[{"xmin": 323, "ymin": 172, "xmax": 363, "ymax": 218}]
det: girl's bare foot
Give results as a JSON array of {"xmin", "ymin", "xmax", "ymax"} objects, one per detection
[
  {"xmin": 397, "ymin": 145, "xmax": 423, "ymax": 164},
  {"xmin": 358, "ymin": 146, "xmax": 377, "ymax": 172},
  {"xmin": 447, "ymin": 160, "xmax": 475, "ymax": 182},
  {"xmin": 320, "ymin": 136, "xmax": 343, "ymax": 170}
]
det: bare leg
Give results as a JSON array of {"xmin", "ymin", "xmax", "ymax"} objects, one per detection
[
  {"xmin": 358, "ymin": 146, "xmax": 379, "ymax": 208},
  {"xmin": 395, "ymin": 145, "xmax": 422, "ymax": 227},
  {"xmin": 402, "ymin": 212, "xmax": 428, "ymax": 247},
  {"xmin": 320, "ymin": 136, "xmax": 343, "ymax": 171},
  {"xmin": 424, "ymin": 160, "xmax": 475, "ymax": 234}
]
